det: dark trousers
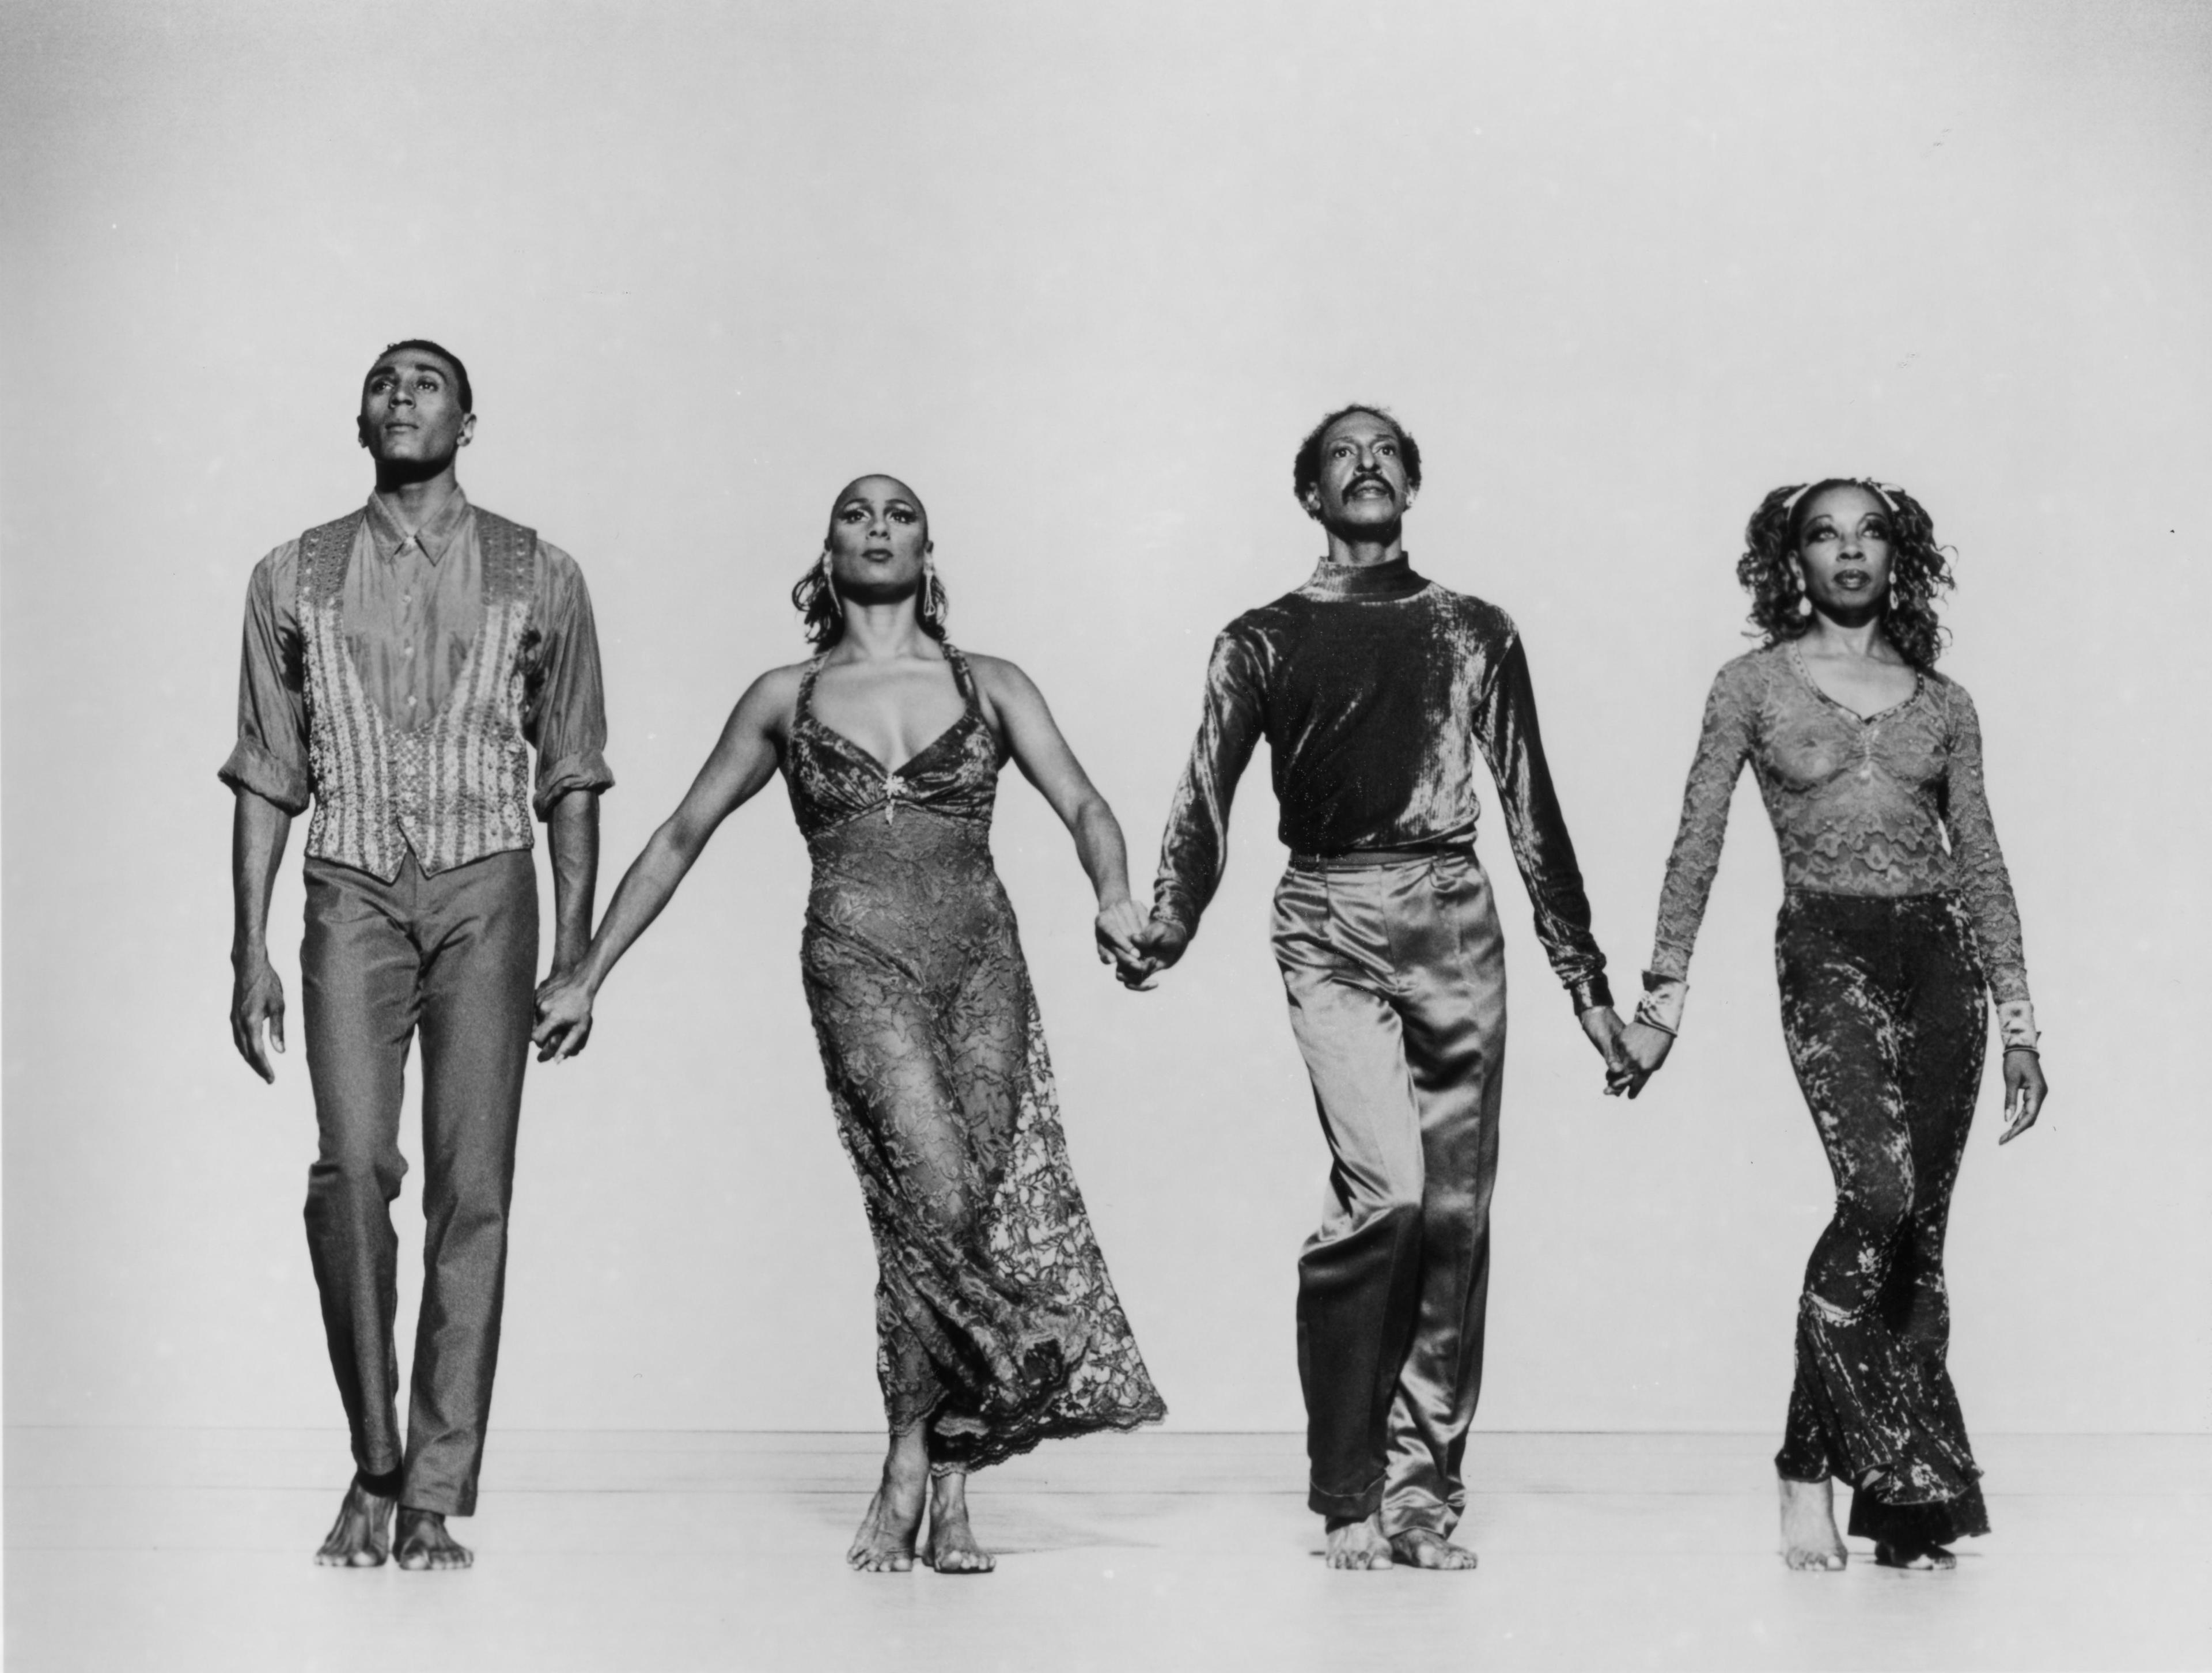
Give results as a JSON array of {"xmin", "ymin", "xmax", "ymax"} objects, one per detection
[
  {"xmin": 1271, "ymin": 851, "xmax": 1508, "ymax": 1535},
  {"xmin": 300, "ymin": 850, "xmax": 537, "ymax": 1516},
  {"xmin": 1772, "ymin": 890, "xmax": 1991, "ymax": 1549}
]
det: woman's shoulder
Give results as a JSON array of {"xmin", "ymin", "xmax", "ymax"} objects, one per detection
[
  {"xmin": 954, "ymin": 647, "xmax": 1040, "ymax": 699},
  {"xmin": 1711, "ymin": 642, "xmax": 1786, "ymax": 697}
]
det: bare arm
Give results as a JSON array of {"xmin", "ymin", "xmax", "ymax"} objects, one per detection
[
  {"xmin": 230, "ymin": 789, "xmax": 293, "ymax": 1082},
  {"xmin": 532, "ymin": 669, "xmax": 794, "ymax": 1061},
  {"xmin": 545, "ymin": 790, "xmax": 601, "ymax": 974},
  {"xmin": 971, "ymin": 656, "xmax": 1146, "ymax": 972}
]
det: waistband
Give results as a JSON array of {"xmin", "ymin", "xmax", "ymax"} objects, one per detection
[
  {"xmin": 1288, "ymin": 844, "xmax": 1470, "ymax": 873},
  {"xmin": 1782, "ymin": 885, "xmax": 1955, "ymax": 909}
]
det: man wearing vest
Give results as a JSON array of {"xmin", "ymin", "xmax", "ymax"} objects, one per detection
[{"xmin": 221, "ymin": 340, "xmax": 612, "ymax": 1570}]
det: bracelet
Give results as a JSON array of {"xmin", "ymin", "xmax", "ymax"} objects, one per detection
[{"xmin": 2002, "ymin": 1044, "xmax": 2040, "ymax": 1056}]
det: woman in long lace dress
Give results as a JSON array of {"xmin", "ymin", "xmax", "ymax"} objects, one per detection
[
  {"xmin": 533, "ymin": 475, "xmax": 1165, "ymax": 1573},
  {"xmin": 1612, "ymin": 480, "xmax": 2048, "ymax": 1572}
]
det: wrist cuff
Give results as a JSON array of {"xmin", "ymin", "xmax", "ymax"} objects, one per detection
[
  {"xmin": 1995, "ymin": 999, "xmax": 2039, "ymax": 1052},
  {"xmin": 1636, "ymin": 971, "xmax": 1687, "ymax": 1036}
]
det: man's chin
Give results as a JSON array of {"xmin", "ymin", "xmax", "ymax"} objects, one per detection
[{"xmin": 1321, "ymin": 508, "xmax": 1403, "ymax": 544}]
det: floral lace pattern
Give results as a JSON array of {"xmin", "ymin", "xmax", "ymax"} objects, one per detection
[
  {"xmin": 785, "ymin": 646, "xmax": 1165, "ymax": 1471},
  {"xmin": 1641, "ymin": 645, "xmax": 2034, "ymax": 1043}
]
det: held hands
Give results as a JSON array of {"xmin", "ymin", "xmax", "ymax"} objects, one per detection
[
  {"xmin": 1605, "ymin": 1020, "xmax": 1675, "ymax": 1099},
  {"xmin": 1578, "ymin": 1005, "xmax": 1630, "ymax": 1089},
  {"xmin": 1101, "ymin": 910, "xmax": 1190, "ymax": 991},
  {"xmin": 1998, "ymin": 1048, "xmax": 2048, "ymax": 1144},
  {"xmin": 230, "ymin": 952, "xmax": 287, "ymax": 1082},
  {"xmin": 532, "ymin": 966, "xmax": 597, "ymax": 1063}
]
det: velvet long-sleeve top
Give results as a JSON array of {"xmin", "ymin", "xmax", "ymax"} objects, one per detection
[
  {"xmin": 1151, "ymin": 555, "xmax": 1612, "ymax": 1015},
  {"xmin": 219, "ymin": 487, "xmax": 614, "ymax": 821},
  {"xmin": 1638, "ymin": 641, "xmax": 2036, "ymax": 1048}
]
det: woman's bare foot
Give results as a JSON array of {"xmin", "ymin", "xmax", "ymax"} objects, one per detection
[
  {"xmin": 1874, "ymin": 1542, "xmax": 1956, "ymax": 1570},
  {"xmin": 847, "ymin": 1428, "xmax": 928, "ymax": 1573},
  {"xmin": 923, "ymin": 1471, "xmax": 996, "ymax": 1574},
  {"xmin": 394, "ymin": 1509, "xmax": 473, "ymax": 1571},
  {"xmin": 1324, "ymin": 1513, "xmax": 1393, "ymax": 1571},
  {"xmin": 313, "ymin": 1478, "xmax": 394, "ymax": 1567},
  {"xmin": 1778, "ymin": 1476, "xmax": 1847, "ymax": 1571},
  {"xmin": 1388, "ymin": 1527, "xmax": 1478, "ymax": 1570}
]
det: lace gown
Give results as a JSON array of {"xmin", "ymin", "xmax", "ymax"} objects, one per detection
[{"xmin": 783, "ymin": 645, "xmax": 1165, "ymax": 1471}]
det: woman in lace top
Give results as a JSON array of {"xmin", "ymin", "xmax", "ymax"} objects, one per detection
[
  {"xmin": 533, "ymin": 476, "xmax": 1165, "ymax": 1574},
  {"xmin": 1615, "ymin": 479, "xmax": 2048, "ymax": 1573}
]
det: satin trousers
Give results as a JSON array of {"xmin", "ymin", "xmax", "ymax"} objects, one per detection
[
  {"xmin": 1272, "ymin": 850, "xmax": 1507, "ymax": 1534},
  {"xmin": 300, "ymin": 850, "xmax": 537, "ymax": 1516}
]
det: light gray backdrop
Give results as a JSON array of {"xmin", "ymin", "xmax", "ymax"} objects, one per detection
[{"xmin": 4, "ymin": 0, "xmax": 2206, "ymax": 1442}]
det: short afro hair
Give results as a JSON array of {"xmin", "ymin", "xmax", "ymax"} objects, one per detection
[
  {"xmin": 370, "ymin": 339, "xmax": 473, "ymax": 414},
  {"xmin": 1291, "ymin": 404, "xmax": 1422, "ymax": 513}
]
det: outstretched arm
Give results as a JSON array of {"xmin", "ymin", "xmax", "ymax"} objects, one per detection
[
  {"xmin": 230, "ymin": 790, "xmax": 293, "ymax": 1081},
  {"xmin": 532, "ymin": 669, "xmax": 794, "ymax": 1062},
  {"xmin": 973, "ymin": 657, "xmax": 1147, "ymax": 972},
  {"xmin": 1133, "ymin": 627, "xmax": 1266, "ymax": 985}
]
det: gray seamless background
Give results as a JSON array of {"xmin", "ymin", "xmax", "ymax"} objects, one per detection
[{"xmin": 3, "ymin": 1, "xmax": 2205, "ymax": 1442}]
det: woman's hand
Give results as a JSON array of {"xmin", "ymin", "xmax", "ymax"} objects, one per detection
[
  {"xmin": 532, "ymin": 968, "xmax": 598, "ymax": 1063},
  {"xmin": 1606, "ymin": 1020, "xmax": 1676, "ymax": 1099},
  {"xmin": 1094, "ymin": 897, "xmax": 1148, "ymax": 976},
  {"xmin": 1998, "ymin": 1049, "xmax": 2047, "ymax": 1144}
]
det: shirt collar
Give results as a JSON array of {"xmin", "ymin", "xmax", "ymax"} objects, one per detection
[
  {"xmin": 1300, "ymin": 555, "xmax": 1427, "ymax": 601},
  {"xmin": 365, "ymin": 484, "xmax": 472, "ymax": 566}
]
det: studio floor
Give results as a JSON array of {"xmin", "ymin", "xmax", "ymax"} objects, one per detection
[{"xmin": 5, "ymin": 1427, "xmax": 2206, "ymax": 1671}]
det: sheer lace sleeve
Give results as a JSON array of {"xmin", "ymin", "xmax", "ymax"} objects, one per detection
[
  {"xmin": 1637, "ymin": 656, "xmax": 1760, "ymax": 1034},
  {"xmin": 1939, "ymin": 679, "xmax": 2037, "ymax": 1047}
]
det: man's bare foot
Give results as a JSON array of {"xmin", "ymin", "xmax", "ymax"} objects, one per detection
[
  {"xmin": 1324, "ymin": 1513, "xmax": 1393, "ymax": 1571},
  {"xmin": 1778, "ymin": 1476, "xmax": 1847, "ymax": 1571},
  {"xmin": 394, "ymin": 1509, "xmax": 474, "ymax": 1571},
  {"xmin": 1874, "ymin": 1542, "xmax": 1956, "ymax": 1570},
  {"xmin": 1388, "ymin": 1527, "xmax": 1478, "ymax": 1570},
  {"xmin": 847, "ymin": 1433, "xmax": 927, "ymax": 1573},
  {"xmin": 923, "ymin": 1471, "xmax": 995, "ymax": 1574},
  {"xmin": 313, "ymin": 1477, "xmax": 394, "ymax": 1567}
]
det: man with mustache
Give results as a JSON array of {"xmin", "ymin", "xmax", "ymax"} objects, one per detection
[
  {"xmin": 221, "ymin": 340, "xmax": 613, "ymax": 1569},
  {"xmin": 1124, "ymin": 404, "xmax": 1625, "ymax": 1570}
]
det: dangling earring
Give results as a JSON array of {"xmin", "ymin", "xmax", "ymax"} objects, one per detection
[
  {"xmin": 921, "ymin": 552, "xmax": 946, "ymax": 630},
  {"xmin": 818, "ymin": 549, "xmax": 842, "ymax": 618},
  {"xmin": 1796, "ymin": 593, "xmax": 1813, "ymax": 618}
]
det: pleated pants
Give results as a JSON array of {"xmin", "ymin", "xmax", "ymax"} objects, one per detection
[
  {"xmin": 1271, "ymin": 849, "xmax": 1507, "ymax": 1535},
  {"xmin": 300, "ymin": 849, "xmax": 537, "ymax": 1516}
]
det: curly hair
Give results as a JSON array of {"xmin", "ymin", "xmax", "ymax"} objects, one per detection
[
  {"xmin": 1291, "ymin": 404, "xmax": 1423, "ymax": 513},
  {"xmin": 1737, "ymin": 479, "xmax": 1955, "ymax": 669},
  {"xmin": 789, "ymin": 552, "xmax": 949, "ymax": 649}
]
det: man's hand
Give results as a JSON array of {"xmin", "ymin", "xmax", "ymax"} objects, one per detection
[
  {"xmin": 532, "ymin": 968, "xmax": 597, "ymax": 1063},
  {"xmin": 1578, "ymin": 1004, "xmax": 1628, "ymax": 1082},
  {"xmin": 231, "ymin": 952, "xmax": 287, "ymax": 1082},
  {"xmin": 1997, "ymin": 1049, "xmax": 2048, "ymax": 1144},
  {"xmin": 1114, "ymin": 914, "xmax": 1190, "ymax": 991},
  {"xmin": 1607, "ymin": 1020, "xmax": 1675, "ymax": 1100}
]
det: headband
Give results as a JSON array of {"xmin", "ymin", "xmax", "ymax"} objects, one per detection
[{"xmin": 1779, "ymin": 478, "xmax": 1902, "ymax": 517}]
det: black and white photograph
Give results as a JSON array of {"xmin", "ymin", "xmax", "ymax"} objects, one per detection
[{"xmin": 2, "ymin": 2, "xmax": 2206, "ymax": 1668}]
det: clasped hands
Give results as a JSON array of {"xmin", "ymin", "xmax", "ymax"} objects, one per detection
[{"xmin": 1094, "ymin": 902, "xmax": 1187, "ymax": 990}]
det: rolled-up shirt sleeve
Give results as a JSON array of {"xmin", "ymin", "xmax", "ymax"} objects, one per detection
[
  {"xmin": 525, "ymin": 541, "xmax": 615, "ymax": 817},
  {"xmin": 217, "ymin": 544, "xmax": 314, "ymax": 814}
]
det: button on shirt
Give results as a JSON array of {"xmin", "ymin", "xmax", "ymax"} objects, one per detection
[{"xmin": 219, "ymin": 486, "xmax": 615, "ymax": 817}]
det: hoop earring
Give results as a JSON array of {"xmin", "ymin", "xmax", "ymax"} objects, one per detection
[{"xmin": 819, "ymin": 550, "xmax": 843, "ymax": 618}]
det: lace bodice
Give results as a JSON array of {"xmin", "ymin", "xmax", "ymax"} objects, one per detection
[
  {"xmin": 1641, "ymin": 644, "xmax": 2034, "ymax": 1044},
  {"xmin": 784, "ymin": 644, "xmax": 1003, "ymax": 842}
]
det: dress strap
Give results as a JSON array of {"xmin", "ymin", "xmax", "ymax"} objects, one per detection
[
  {"xmin": 795, "ymin": 653, "xmax": 828, "ymax": 725},
  {"xmin": 942, "ymin": 642, "xmax": 980, "ymax": 714}
]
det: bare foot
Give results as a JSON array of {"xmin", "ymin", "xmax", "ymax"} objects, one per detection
[
  {"xmin": 1778, "ymin": 1477, "xmax": 1847, "ymax": 1571},
  {"xmin": 1874, "ymin": 1542, "xmax": 1956, "ymax": 1570},
  {"xmin": 847, "ymin": 1435, "xmax": 927, "ymax": 1573},
  {"xmin": 923, "ymin": 1471, "xmax": 995, "ymax": 1574},
  {"xmin": 395, "ymin": 1509, "xmax": 473, "ymax": 1570},
  {"xmin": 313, "ymin": 1477, "xmax": 393, "ymax": 1568},
  {"xmin": 1388, "ymin": 1527, "xmax": 1478, "ymax": 1570},
  {"xmin": 1324, "ymin": 1513, "xmax": 1393, "ymax": 1571}
]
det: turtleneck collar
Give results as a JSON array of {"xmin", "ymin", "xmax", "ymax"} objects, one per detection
[{"xmin": 1300, "ymin": 555, "xmax": 1428, "ymax": 601}]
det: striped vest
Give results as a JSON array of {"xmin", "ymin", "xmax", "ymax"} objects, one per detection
[{"xmin": 297, "ymin": 508, "xmax": 538, "ymax": 880}]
